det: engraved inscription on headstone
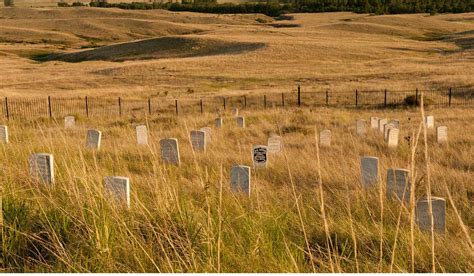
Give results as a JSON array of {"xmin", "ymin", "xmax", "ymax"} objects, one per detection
[
  {"xmin": 136, "ymin": 125, "xmax": 148, "ymax": 145},
  {"xmin": 86, "ymin": 129, "xmax": 102, "ymax": 150},
  {"xmin": 191, "ymin": 130, "xmax": 206, "ymax": 152},
  {"xmin": 200, "ymin": 127, "xmax": 212, "ymax": 143},
  {"xmin": 160, "ymin": 138, "xmax": 180, "ymax": 165},
  {"xmin": 437, "ymin": 126, "xmax": 448, "ymax": 144},
  {"xmin": 0, "ymin": 125, "xmax": 8, "ymax": 143},
  {"xmin": 378, "ymin": 118, "xmax": 388, "ymax": 133},
  {"xmin": 215, "ymin": 118, "xmax": 223, "ymax": 128},
  {"xmin": 267, "ymin": 135, "xmax": 282, "ymax": 154},
  {"xmin": 416, "ymin": 197, "xmax": 446, "ymax": 233},
  {"xmin": 29, "ymin": 153, "xmax": 54, "ymax": 184},
  {"xmin": 236, "ymin": 116, "xmax": 245, "ymax": 128},
  {"xmin": 64, "ymin": 116, "xmax": 75, "ymax": 128},
  {"xmin": 370, "ymin": 117, "xmax": 379, "ymax": 129},
  {"xmin": 104, "ymin": 176, "xmax": 130, "ymax": 208},
  {"xmin": 386, "ymin": 168, "xmax": 410, "ymax": 202},
  {"xmin": 387, "ymin": 128, "xmax": 399, "ymax": 148},
  {"xmin": 425, "ymin": 116, "xmax": 434, "ymax": 129},
  {"xmin": 356, "ymin": 120, "xmax": 366, "ymax": 135},
  {"xmin": 319, "ymin": 130, "xmax": 331, "ymax": 147},
  {"xmin": 230, "ymin": 165, "xmax": 251, "ymax": 196},
  {"xmin": 360, "ymin": 156, "xmax": 379, "ymax": 187},
  {"xmin": 252, "ymin": 145, "xmax": 268, "ymax": 168}
]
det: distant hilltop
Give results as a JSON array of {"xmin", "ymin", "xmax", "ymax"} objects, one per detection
[{"xmin": 1, "ymin": 0, "xmax": 250, "ymax": 7}]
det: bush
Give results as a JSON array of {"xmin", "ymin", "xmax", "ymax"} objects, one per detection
[
  {"xmin": 404, "ymin": 95, "xmax": 434, "ymax": 107},
  {"xmin": 4, "ymin": 0, "xmax": 14, "ymax": 6}
]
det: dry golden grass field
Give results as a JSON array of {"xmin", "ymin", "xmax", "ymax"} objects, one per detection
[{"xmin": 0, "ymin": 6, "xmax": 473, "ymax": 273}]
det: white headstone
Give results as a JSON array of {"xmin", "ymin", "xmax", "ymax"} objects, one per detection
[
  {"xmin": 191, "ymin": 130, "xmax": 206, "ymax": 152},
  {"xmin": 370, "ymin": 117, "xmax": 379, "ymax": 129},
  {"xmin": 378, "ymin": 118, "xmax": 388, "ymax": 133},
  {"xmin": 387, "ymin": 128, "xmax": 399, "ymax": 148},
  {"xmin": 319, "ymin": 130, "xmax": 331, "ymax": 147},
  {"xmin": 236, "ymin": 116, "xmax": 245, "ymax": 128},
  {"xmin": 232, "ymin": 107, "xmax": 239, "ymax": 117},
  {"xmin": 252, "ymin": 145, "xmax": 268, "ymax": 168},
  {"xmin": 388, "ymin": 119, "xmax": 400, "ymax": 129},
  {"xmin": 360, "ymin": 156, "xmax": 379, "ymax": 187},
  {"xmin": 160, "ymin": 138, "xmax": 180, "ymax": 165},
  {"xmin": 386, "ymin": 168, "xmax": 410, "ymax": 202},
  {"xmin": 267, "ymin": 135, "xmax": 282, "ymax": 154},
  {"xmin": 416, "ymin": 197, "xmax": 446, "ymax": 233},
  {"xmin": 64, "ymin": 116, "xmax": 75, "ymax": 128},
  {"xmin": 200, "ymin": 127, "xmax": 212, "ymax": 143},
  {"xmin": 104, "ymin": 176, "xmax": 130, "ymax": 208},
  {"xmin": 425, "ymin": 116, "xmax": 434, "ymax": 129},
  {"xmin": 215, "ymin": 118, "xmax": 223, "ymax": 128},
  {"xmin": 230, "ymin": 165, "xmax": 251, "ymax": 196},
  {"xmin": 29, "ymin": 153, "xmax": 54, "ymax": 184},
  {"xmin": 136, "ymin": 125, "xmax": 148, "ymax": 145},
  {"xmin": 384, "ymin": 123, "xmax": 397, "ymax": 141},
  {"xmin": 437, "ymin": 126, "xmax": 447, "ymax": 144},
  {"xmin": 0, "ymin": 125, "xmax": 8, "ymax": 143},
  {"xmin": 86, "ymin": 129, "xmax": 102, "ymax": 150},
  {"xmin": 356, "ymin": 120, "xmax": 366, "ymax": 135}
]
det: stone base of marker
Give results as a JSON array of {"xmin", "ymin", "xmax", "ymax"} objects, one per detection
[
  {"xmin": 104, "ymin": 176, "xmax": 130, "ymax": 208},
  {"xmin": 416, "ymin": 197, "xmax": 446, "ymax": 233}
]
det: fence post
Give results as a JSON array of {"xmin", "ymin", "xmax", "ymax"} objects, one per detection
[
  {"xmin": 5, "ymin": 97, "xmax": 9, "ymax": 120},
  {"xmin": 200, "ymin": 99, "xmax": 203, "ymax": 113},
  {"xmin": 85, "ymin": 96, "xmax": 89, "ymax": 117},
  {"xmin": 148, "ymin": 98, "xmax": 151, "ymax": 115},
  {"xmin": 448, "ymin": 88, "xmax": 452, "ymax": 107},
  {"xmin": 297, "ymin": 84, "xmax": 301, "ymax": 107},
  {"xmin": 415, "ymin": 88, "xmax": 419, "ymax": 106},
  {"xmin": 326, "ymin": 90, "xmax": 329, "ymax": 106},
  {"xmin": 175, "ymin": 99, "xmax": 179, "ymax": 115},
  {"xmin": 355, "ymin": 89, "xmax": 358, "ymax": 107},
  {"xmin": 244, "ymin": 96, "xmax": 247, "ymax": 109},
  {"xmin": 118, "ymin": 97, "xmax": 122, "ymax": 116},
  {"xmin": 281, "ymin": 93, "xmax": 285, "ymax": 107},
  {"xmin": 384, "ymin": 89, "xmax": 387, "ymax": 106},
  {"xmin": 48, "ymin": 96, "xmax": 52, "ymax": 118},
  {"xmin": 223, "ymin": 98, "xmax": 226, "ymax": 110},
  {"xmin": 264, "ymin": 95, "xmax": 267, "ymax": 109}
]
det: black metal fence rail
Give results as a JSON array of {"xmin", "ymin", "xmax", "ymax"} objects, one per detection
[{"xmin": 1, "ymin": 87, "xmax": 472, "ymax": 120}]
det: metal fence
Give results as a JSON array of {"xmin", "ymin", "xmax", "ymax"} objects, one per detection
[{"xmin": 1, "ymin": 87, "xmax": 472, "ymax": 120}]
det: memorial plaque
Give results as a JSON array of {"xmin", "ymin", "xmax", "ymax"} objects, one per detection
[
  {"xmin": 378, "ymin": 118, "xmax": 388, "ymax": 133},
  {"xmin": 0, "ymin": 125, "xmax": 8, "ymax": 143},
  {"xmin": 370, "ymin": 117, "xmax": 379, "ymax": 129},
  {"xmin": 387, "ymin": 128, "xmax": 399, "ymax": 148},
  {"xmin": 267, "ymin": 135, "xmax": 282, "ymax": 154},
  {"xmin": 356, "ymin": 120, "xmax": 366, "ymax": 135},
  {"xmin": 136, "ymin": 125, "xmax": 148, "ymax": 145},
  {"xmin": 230, "ymin": 165, "xmax": 251, "ymax": 196},
  {"xmin": 360, "ymin": 156, "xmax": 379, "ymax": 187},
  {"xmin": 437, "ymin": 126, "xmax": 448, "ymax": 144},
  {"xmin": 29, "ymin": 153, "xmax": 54, "ymax": 184},
  {"xmin": 104, "ymin": 176, "xmax": 130, "ymax": 208},
  {"xmin": 160, "ymin": 138, "xmax": 180, "ymax": 165},
  {"xmin": 416, "ymin": 197, "xmax": 446, "ymax": 233},
  {"xmin": 252, "ymin": 145, "xmax": 268, "ymax": 168},
  {"xmin": 319, "ymin": 130, "xmax": 331, "ymax": 147},
  {"xmin": 386, "ymin": 168, "xmax": 410, "ymax": 202},
  {"xmin": 191, "ymin": 130, "xmax": 206, "ymax": 152},
  {"xmin": 425, "ymin": 116, "xmax": 434, "ymax": 129},
  {"xmin": 215, "ymin": 118, "xmax": 223, "ymax": 128},
  {"xmin": 64, "ymin": 116, "xmax": 75, "ymax": 128},
  {"xmin": 236, "ymin": 116, "xmax": 245, "ymax": 128},
  {"xmin": 86, "ymin": 129, "xmax": 102, "ymax": 150}
]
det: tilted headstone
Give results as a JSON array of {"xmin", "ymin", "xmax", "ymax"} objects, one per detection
[
  {"xmin": 190, "ymin": 130, "xmax": 206, "ymax": 152},
  {"xmin": 425, "ymin": 116, "xmax": 434, "ymax": 129},
  {"xmin": 356, "ymin": 120, "xmax": 366, "ymax": 135},
  {"xmin": 230, "ymin": 165, "xmax": 251, "ymax": 196},
  {"xmin": 64, "ymin": 116, "xmax": 75, "ymax": 128},
  {"xmin": 360, "ymin": 156, "xmax": 379, "ymax": 187},
  {"xmin": 386, "ymin": 168, "xmax": 410, "ymax": 202},
  {"xmin": 86, "ymin": 129, "xmax": 102, "ymax": 149},
  {"xmin": 267, "ymin": 135, "xmax": 282, "ymax": 154},
  {"xmin": 378, "ymin": 118, "xmax": 388, "ymax": 133},
  {"xmin": 416, "ymin": 197, "xmax": 446, "ymax": 233},
  {"xmin": 384, "ymin": 123, "xmax": 397, "ymax": 141},
  {"xmin": 370, "ymin": 117, "xmax": 379, "ymax": 129},
  {"xmin": 387, "ymin": 128, "xmax": 399, "ymax": 148},
  {"xmin": 136, "ymin": 125, "xmax": 148, "ymax": 145},
  {"xmin": 200, "ymin": 127, "xmax": 212, "ymax": 143},
  {"xmin": 319, "ymin": 130, "xmax": 331, "ymax": 147},
  {"xmin": 104, "ymin": 176, "xmax": 130, "ymax": 208},
  {"xmin": 215, "ymin": 118, "xmax": 223, "ymax": 128},
  {"xmin": 236, "ymin": 116, "xmax": 245, "ymax": 128},
  {"xmin": 437, "ymin": 126, "xmax": 448, "ymax": 144},
  {"xmin": 160, "ymin": 138, "xmax": 180, "ymax": 165},
  {"xmin": 29, "ymin": 153, "xmax": 54, "ymax": 184},
  {"xmin": 232, "ymin": 107, "xmax": 239, "ymax": 117},
  {"xmin": 0, "ymin": 125, "xmax": 8, "ymax": 143},
  {"xmin": 388, "ymin": 119, "xmax": 400, "ymax": 128},
  {"xmin": 252, "ymin": 145, "xmax": 268, "ymax": 168}
]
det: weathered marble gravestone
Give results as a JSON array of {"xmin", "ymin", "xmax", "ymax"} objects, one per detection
[
  {"xmin": 200, "ymin": 127, "xmax": 212, "ymax": 143},
  {"xmin": 437, "ymin": 126, "xmax": 448, "ymax": 144},
  {"xmin": 215, "ymin": 118, "xmax": 223, "ymax": 128},
  {"xmin": 360, "ymin": 156, "xmax": 379, "ymax": 187},
  {"xmin": 252, "ymin": 145, "xmax": 268, "ymax": 168},
  {"xmin": 232, "ymin": 107, "xmax": 239, "ymax": 117},
  {"xmin": 416, "ymin": 197, "xmax": 446, "ymax": 233},
  {"xmin": 136, "ymin": 125, "xmax": 148, "ymax": 145},
  {"xmin": 267, "ymin": 135, "xmax": 282, "ymax": 154},
  {"xmin": 64, "ymin": 116, "xmax": 75, "ymax": 128},
  {"xmin": 236, "ymin": 116, "xmax": 245, "ymax": 128},
  {"xmin": 388, "ymin": 119, "xmax": 400, "ymax": 128},
  {"xmin": 370, "ymin": 117, "xmax": 379, "ymax": 129},
  {"xmin": 425, "ymin": 116, "xmax": 434, "ymax": 129},
  {"xmin": 378, "ymin": 118, "xmax": 388, "ymax": 133},
  {"xmin": 0, "ymin": 125, "xmax": 8, "ymax": 143},
  {"xmin": 356, "ymin": 120, "xmax": 366, "ymax": 135},
  {"xmin": 319, "ymin": 130, "xmax": 331, "ymax": 147},
  {"xmin": 384, "ymin": 123, "xmax": 397, "ymax": 141},
  {"xmin": 387, "ymin": 128, "xmax": 399, "ymax": 148},
  {"xmin": 191, "ymin": 130, "xmax": 206, "ymax": 152},
  {"xmin": 104, "ymin": 176, "xmax": 130, "ymax": 208},
  {"xmin": 29, "ymin": 153, "xmax": 54, "ymax": 184},
  {"xmin": 160, "ymin": 138, "xmax": 180, "ymax": 165},
  {"xmin": 86, "ymin": 129, "xmax": 102, "ymax": 149},
  {"xmin": 230, "ymin": 165, "xmax": 251, "ymax": 196},
  {"xmin": 386, "ymin": 168, "xmax": 410, "ymax": 202}
]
